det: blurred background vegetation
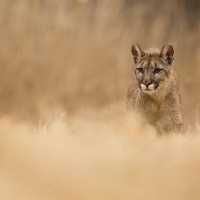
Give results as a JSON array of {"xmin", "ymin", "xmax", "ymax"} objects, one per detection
[{"xmin": 0, "ymin": 0, "xmax": 200, "ymax": 128}]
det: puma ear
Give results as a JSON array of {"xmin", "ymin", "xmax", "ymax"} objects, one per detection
[
  {"xmin": 160, "ymin": 43, "xmax": 174, "ymax": 65},
  {"xmin": 131, "ymin": 43, "xmax": 145, "ymax": 64}
]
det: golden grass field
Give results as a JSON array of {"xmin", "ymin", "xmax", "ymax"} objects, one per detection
[{"xmin": 1, "ymin": 0, "xmax": 200, "ymax": 199}]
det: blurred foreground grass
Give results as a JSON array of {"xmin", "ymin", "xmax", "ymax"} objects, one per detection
[{"xmin": 1, "ymin": 110, "xmax": 200, "ymax": 200}]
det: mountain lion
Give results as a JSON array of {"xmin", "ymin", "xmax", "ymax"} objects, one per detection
[{"xmin": 126, "ymin": 43, "xmax": 182, "ymax": 134}]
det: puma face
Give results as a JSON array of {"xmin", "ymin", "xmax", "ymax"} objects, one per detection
[
  {"xmin": 136, "ymin": 59, "xmax": 170, "ymax": 93},
  {"xmin": 131, "ymin": 43, "xmax": 174, "ymax": 94}
]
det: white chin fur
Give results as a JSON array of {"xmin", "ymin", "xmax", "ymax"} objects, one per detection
[{"xmin": 140, "ymin": 84, "xmax": 155, "ymax": 92}]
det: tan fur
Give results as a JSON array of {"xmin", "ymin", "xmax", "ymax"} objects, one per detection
[{"xmin": 127, "ymin": 44, "xmax": 182, "ymax": 134}]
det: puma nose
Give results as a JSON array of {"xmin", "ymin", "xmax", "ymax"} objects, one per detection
[{"xmin": 143, "ymin": 80, "xmax": 152, "ymax": 87}]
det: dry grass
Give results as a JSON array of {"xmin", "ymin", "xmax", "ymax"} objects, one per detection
[
  {"xmin": 0, "ymin": 0, "xmax": 200, "ymax": 126},
  {"xmin": 1, "ymin": 111, "xmax": 200, "ymax": 200},
  {"xmin": 0, "ymin": 0, "xmax": 200, "ymax": 199}
]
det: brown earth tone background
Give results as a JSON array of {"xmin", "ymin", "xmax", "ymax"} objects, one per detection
[
  {"xmin": 1, "ymin": 1, "xmax": 200, "ymax": 199},
  {"xmin": 0, "ymin": 0, "xmax": 200, "ymax": 128}
]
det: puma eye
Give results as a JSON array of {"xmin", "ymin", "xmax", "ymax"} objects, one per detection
[
  {"xmin": 153, "ymin": 68, "xmax": 162, "ymax": 74},
  {"xmin": 137, "ymin": 68, "xmax": 144, "ymax": 73}
]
